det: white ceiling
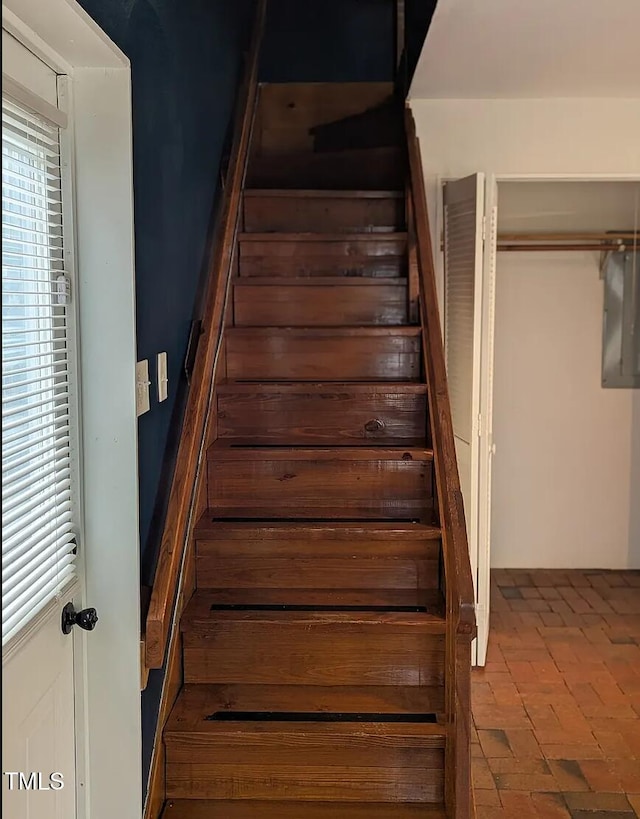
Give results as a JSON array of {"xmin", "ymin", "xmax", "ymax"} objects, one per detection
[{"xmin": 410, "ymin": 0, "xmax": 640, "ymax": 99}]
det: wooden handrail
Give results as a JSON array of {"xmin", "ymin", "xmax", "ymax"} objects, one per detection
[
  {"xmin": 404, "ymin": 106, "xmax": 476, "ymax": 818},
  {"xmin": 143, "ymin": 0, "xmax": 267, "ymax": 671}
]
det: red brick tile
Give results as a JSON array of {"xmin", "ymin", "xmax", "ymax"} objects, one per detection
[
  {"xmin": 504, "ymin": 729, "xmax": 543, "ymax": 759},
  {"xmin": 579, "ymin": 760, "xmax": 624, "ymax": 792},
  {"xmin": 474, "ymin": 704, "xmax": 532, "ymax": 730},
  {"xmin": 476, "ymin": 806, "xmax": 507, "ymax": 819},
  {"xmin": 488, "ymin": 758, "xmax": 550, "ymax": 776},
  {"xmin": 626, "ymin": 793, "xmax": 640, "ymax": 815},
  {"xmin": 593, "ymin": 730, "xmax": 636, "ymax": 758},
  {"xmin": 611, "ymin": 760, "xmax": 640, "ymax": 793},
  {"xmin": 565, "ymin": 791, "xmax": 635, "ymax": 811},
  {"xmin": 493, "ymin": 772, "xmax": 558, "ymax": 792},
  {"xmin": 478, "ymin": 728, "xmax": 513, "ymax": 758},
  {"xmin": 530, "ymin": 792, "xmax": 572, "ymax": 818},
  {"xmin": 539, "ymin": 744, "xmax": 604, "ymax": 760},
  {"xmin": 474, "ymin": 787, "xmax": 502, "ymax": 806},
  {"xmin": 546, "ymin": 759, "xmax": 589, "ymax": 791},
  {"xmin": 473, "ymin": 569, "xmax": 640, "ymax": 818},
  {"xmin": 473, "ymin": 756, "xmax": 497, "ymax": 789},
  {"xmin": 498, "ymin": 790, "xmax": 545, "ymax": 817}
]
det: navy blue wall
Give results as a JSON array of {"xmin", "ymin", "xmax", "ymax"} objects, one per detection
[
  {"xmin": 77, "ymin": 0, "xmax": 256, "ymax": 796},
  {"xmin": 77, "ymin": 0, "xmax": 255, "ymax": 586},
  {"xmin": 404, "ymin": 0, "xmax": 438, "ymax": 90},
  {"xmin": 260, "ymin": 0, "xmax": 396, "ymax": 82}
]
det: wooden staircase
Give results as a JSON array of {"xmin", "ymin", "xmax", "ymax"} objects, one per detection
[
  {"xmin": 146, "ymin": 75, "xmax": 474, "ymax": 819},
  {"xmin": 163, "ymin": 177, "xmax": 446, "ymax": 813}
]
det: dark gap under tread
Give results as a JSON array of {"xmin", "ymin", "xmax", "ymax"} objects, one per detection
[
  {"xmin": 204, "ymin": 711, "xmax": 438, "ymax": 723},
  {"xmin": 209, "ymin": 603, "xmax": 431, "ymax": 613}
]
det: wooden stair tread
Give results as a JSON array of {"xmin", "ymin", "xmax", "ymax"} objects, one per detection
[
  {"xmin": 162, "ymin": 800, "xmax": 446, "ymax": 818},
  {"xmin": 228, "ymin": 326, "xmax": 419, "ymax": 337},
  {"xmin": 182, "ymin": 588, "xmax": 446, "ymax": 628},
  {"xmin": 193, "ymin": 516, "xmax": 441, "ymax": 540},
  {"xmin": 239, "ymin": 231, "xmax": 408, "ymax": 242},
  {"xmin": 208, "ymin": 444, "xmax": 434, "ymax": 461},
  {"xmin": 244, "ymin": 189, "xmax": 404, "ymax": 199},
  {"xmin": 166, "ymin": 684, "xmax": 444, "ymax": 732},
  {"xmin": 166, "ymin": 686, "xmax": 446, "ymax": 739},
  {"xmin": 217, "ymin": 381, "xmax": 427, "ymax": 393},
  {"xmin": 233, "ymin": 276, "xmax": 406, "ymax": 286}
]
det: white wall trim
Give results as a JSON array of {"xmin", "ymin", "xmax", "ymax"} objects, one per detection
[{"xmin": 2, "ymin": 73, "xmax": 68, "ymax": 127}]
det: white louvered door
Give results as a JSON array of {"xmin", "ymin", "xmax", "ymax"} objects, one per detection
[{"xmin": 443, "ymin": 173, "xmax": 486, "ymax": 666}]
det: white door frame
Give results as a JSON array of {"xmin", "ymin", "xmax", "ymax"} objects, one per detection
[{"xmin": 2, "ymin": 2, "xmax": 142, "ymax": 817}]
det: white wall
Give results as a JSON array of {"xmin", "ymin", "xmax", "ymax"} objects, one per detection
[
  {"xmin": 409, "ymin": 97, "xmax": 640, "ymax": 570},
  {"xmin": 409, "ymin": 0, "xmax": 640, "ymax": 100},
  {"xmin": 410, "ymin": 99, "xmax": 640, "ymax": 305},
  {"xmin": 491, "ymin": 251, "xmax": 634, "ymax": 568}
]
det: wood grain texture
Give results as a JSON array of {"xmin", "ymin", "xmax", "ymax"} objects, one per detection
[
  {"xmin": 182, "ymin": 596, "xmax": 445, "ymax": 687},
  {"xmin": 243, "ymin": 190, "xmax": 404, "ymax": 234},
  {"xmin": 405, "ymin": 106, "xmax": 476, "ymax": 819},
  {"xmin": 194, "ymin": 516, "xmax": 441, "ymax": 590},
  {"xmin": 225, "ymin": 327, "xmax": 422, "ymax": 381},
  {"xmin": 143, "ymin": 3, "xmax": 266, "ymax": 672},
  {"xmin": 207, "ymin": 446, "xmax": 433, "ymax": 519},
  {"xmin": 196, "ymin": 554, "xmax": 440, "ymax": 591},
  {"xmin": 217, "ymin": 383, "xmax": 427, "ymax": 446},
  {"xmin": 165, "ymin": 683, "xmax": 445, "ymax": 728},
  {"xmin": 252, "ymin": 83, "xmax": 395, "ymax": 155},
  {"xmin": 216, "ymin": 382, "xmax": 428, "ymax": 445},
  {"xmin": 162, "ymin": 800, "xmax": 447, "ymax": 818},
  {"xmin": 166, "ymin": 763, "xmax": 443, "ymax": 802},
  {"xmin": 165, "ymin": 719, "xmax": 445, "ymax": 766},
  {"xmin": 193, "ymin": 518, "xmax": 442, "ymax": 541},
  {"xmin": 182, "ymin": 587, "xmax": 445, "ymax": 618},
  {"xmin": 238, "ymin": 233, "xmax": 407, "ymax": 278},
  {"xmin": 247, "ymin": 147, "xmax": 405, "ymax": 191},
  {"xmin": 232, "ymin": 279, "xmax": 408, "ymax": 327}
]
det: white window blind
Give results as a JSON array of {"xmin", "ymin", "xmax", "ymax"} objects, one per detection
[{"xmin": 2, "ymin": 97, "xmax": 77, "ymax": 645}]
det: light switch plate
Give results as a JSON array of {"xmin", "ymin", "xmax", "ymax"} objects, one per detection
[
  {"xmin": 136, "ymin": 359, "xmax": 150, "ymax": 416},
  {"xmin": 157, "ymin": 352, "xmax": 168, "ymax": 402}
]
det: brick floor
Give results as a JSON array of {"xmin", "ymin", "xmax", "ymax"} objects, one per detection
[{"xmin": 472, "ymin": 569, "xmax": 640, "ymax": 818}]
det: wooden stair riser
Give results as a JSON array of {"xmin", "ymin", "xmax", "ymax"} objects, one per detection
[
  {"xmin": 166, "ymin": 764, "xmax": 443, "ymax": 803},
  {"xmin": 238, "ymin": 235, "xmax": 406, "ymax": 278},
  {"xmin": 206, "ymin": 450, "xmax": 433, "ymax": 519},
  {"xmin": 243, "ymin": 191, "xmax": 404, "ymax": 234},
  {"xmin": 225, "ymin": 329, "xmax": 422, "ymax": 381},
  {"xmin": 196, "ymin": 551, "xmax": 441, "ymax": 591},
  {"xmin": 165, "ymin": 725, "xmax": 444, "ymax": 801},
  {"xmin": 232, "ymin": 280, "xmax": 408, "ymax": 327},
  {"xmin": 194, "ymin": 519, "xmax": 443, "ymax": 589},
  {"xmin": 183, "ymin": 623, "xmax": 445, "ymax": 686},
  {"xmin": 166, "ymin": 727, "xmax": 444, "ymax": 768},
  {"xmin": 246, "ymin": 147, "xmax": 405, "ymax": 190},
  {"xmin": 162, "ymin": 802, "xmax": 447, "ymax": 818},
  {"xmin": 216, "ymin": 384, "xmax": 428, "ymax": 445}
]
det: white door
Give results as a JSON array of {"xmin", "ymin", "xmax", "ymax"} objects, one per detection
[
  {"xmin": 3, "ymin": 8, "xmax": 142, "ymax": 815},
  {"xmin": 443, "ymin": 173, "xmax": 492, "ymax": 665},
  {"xmin": 2, "ymin": 35, "xmax": 83, "ymax": 818},
  {"xmin": 476, "ymin": 178, "xmax": 498, "ymax": 666}
]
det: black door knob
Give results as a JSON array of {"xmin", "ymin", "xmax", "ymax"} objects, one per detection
[{"xmin": 61, "ymin": 602, "xmax": 99, "ymax": 635}]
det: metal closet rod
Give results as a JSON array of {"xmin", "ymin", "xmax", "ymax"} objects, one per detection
[
  {"xmin": 440, "ymin": 232, "xmax": 638, "ymax": 252},
  {"xmin": 496, "ymin": 231, "xmax": 639, "ymax": 252}
]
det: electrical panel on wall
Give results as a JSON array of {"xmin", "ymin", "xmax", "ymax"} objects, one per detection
[{"xmin": 602, "ymin": 250, "xmax": 640, "ymax": 388}]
